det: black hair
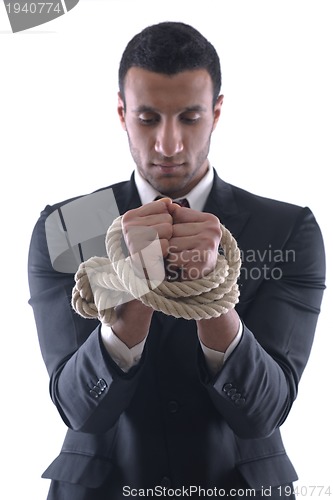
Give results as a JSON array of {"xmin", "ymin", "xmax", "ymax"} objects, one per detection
[{"xmin": 118, "ymin": 21, "xmax": 221, "ymax": 105}]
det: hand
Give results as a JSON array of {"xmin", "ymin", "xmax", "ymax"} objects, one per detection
[
  {"xmin": 166, "ymin": 204, "xmax": 222, "ymax": 281},
  {"xmin": 121, "ymin": 198, "xmax": 173, "ymax": 280}
]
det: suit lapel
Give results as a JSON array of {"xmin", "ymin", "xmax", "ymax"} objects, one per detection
[
  {"xmin": 112, "ymin": 172, "xmax": 142, "ymax": 215},
  {"xmin": 204, "ymin": 170, "xmax": 250, "ymax": 240}
]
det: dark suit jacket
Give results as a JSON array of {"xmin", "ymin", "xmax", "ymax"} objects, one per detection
[{"xmin": 28, "ymin": 170, "xmax": 326, "ymax": 499}]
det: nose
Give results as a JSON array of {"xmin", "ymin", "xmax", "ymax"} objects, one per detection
[{"xmin": 154, "ymin": 119, "xmax": 184, "ymax": 157}]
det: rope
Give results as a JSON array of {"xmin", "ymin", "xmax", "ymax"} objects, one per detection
[{"xmin": 71, "ymin": 216, "xmax": 241, "ymax": 324}]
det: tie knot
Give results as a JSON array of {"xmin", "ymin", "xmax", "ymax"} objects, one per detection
[{"xmin": 173, "ymin": 198, "xmax": 190, "ymax": 208}]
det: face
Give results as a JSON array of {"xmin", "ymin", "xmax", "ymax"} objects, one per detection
[{"xmin": 118, "ymin": 67, "xmax": 223, "ymax": 198}]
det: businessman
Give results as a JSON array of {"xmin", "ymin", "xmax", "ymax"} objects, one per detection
[{"xmin": 28, "ymin": 21, "xmax": 326, "ymax": 500}]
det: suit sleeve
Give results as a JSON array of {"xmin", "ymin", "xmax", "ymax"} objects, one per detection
[
  {"xmin": 28, "ymin": 206, "xmax": 146, "ymax": 434},
  {"xmin": 203, "ymin": 207, "xmax": 326, "ymax": 439}
]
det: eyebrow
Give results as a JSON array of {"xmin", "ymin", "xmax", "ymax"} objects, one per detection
[{"xmin": 132, "ymin": 105, "xmax": 208, "ymax": 114}]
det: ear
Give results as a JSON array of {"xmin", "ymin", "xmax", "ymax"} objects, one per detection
[
  {"xmin": 117, "ymin": 92, "xmax": 126, "ymax": 131},
  {"xmin": 212, "ymin": 94, "xmax": 224, "ymax": 130}
]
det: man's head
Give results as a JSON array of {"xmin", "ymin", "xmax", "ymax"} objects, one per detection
[
  {"xmin": 117, "ymin": 22, "xmax": 223, "ymax": 198},
  {"xmin": 119, "ymin": 21, "xmax": 221, "ymax": 108}
]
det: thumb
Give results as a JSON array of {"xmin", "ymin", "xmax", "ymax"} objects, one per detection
[
  {"xmin": 167, "ymin": 202, "xmax": 182, "ymax": 216},
  {"xmin": 155, "ymin": 197, "xmax": 173, "ymax": 210}
]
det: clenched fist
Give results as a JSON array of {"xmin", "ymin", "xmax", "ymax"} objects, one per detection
[
  {"xmin": 121, "ymin": 199, "xmax": 222, "ymax": 281},
  {"xmin": 167, "ymin": 203, "xmax": 222, "ymax": 281},
  {"xmin": 121, "ymin": 198, "xmax": 173, "ymax": 281}
]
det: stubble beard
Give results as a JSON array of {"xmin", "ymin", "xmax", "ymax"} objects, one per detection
[{"xmin": 128, "ymin": 138, "xmax": 212, "ymax": 197}]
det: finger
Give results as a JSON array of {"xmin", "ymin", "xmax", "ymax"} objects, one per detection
[
  {"xmin": 123, "ymin": 213, "xmax": 173, "ymax": 229},
  {"xmin": 122, "ymin": 198, "xmax": 172, "ymax": 222},
  {"xmin": 171, "ymin": 221, "xmax": 204, "ymax": 238},
  {"xmin": 168, "ymin": 234, "xmax": 219, "ymax": 271},
  {"xmin": 169, "ymin": 204, "xmax": 213, "ymax": 223},
  {"xmin": 170, "ymin": 229, "xmax": 221, "ymax": 250},
  {"xmin": 156, "ymin": 197, "xmax": 173, "ymax": 205},
  {"xmin": 125, "ymin": 221, "xmax": 173, "ymax": 239},
  {"xmin": 125, "ymin": 225, "xmax": 172, "ymax": 256},
  {"xmin": 169, "ymin": 235, "xmax": 199, "ymax": 252}
]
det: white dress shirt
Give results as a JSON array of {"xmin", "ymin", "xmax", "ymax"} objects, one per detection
[{"xmin": 101, "ymin": 164, "xmax": 242, "ymax": 375}]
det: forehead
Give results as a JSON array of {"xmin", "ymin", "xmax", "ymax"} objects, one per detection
[{"xmin": 123, "ymin": 67, "xmax": 214, "ymax": 110}]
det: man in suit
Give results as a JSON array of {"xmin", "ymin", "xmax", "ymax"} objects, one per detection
[{"xmin": 28, "ymin": 22, "xmax": 326, "ymax": 500}]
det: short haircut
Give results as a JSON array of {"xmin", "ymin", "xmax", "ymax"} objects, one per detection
[{"xmin": 118, "ymin": 21, "xmax": 221, "ymax": 106}]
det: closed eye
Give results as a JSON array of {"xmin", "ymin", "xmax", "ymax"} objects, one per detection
[
  {"xmin": 138, "ymin": 112, "xmax": 160, "ymax": 125},
  {"xmin": 179, "ymin": 112, "xmax": 201, "ymax": 124},
  {"xmin": 181, "ymin": 117, "xmax": 200, "ymax": 124}
]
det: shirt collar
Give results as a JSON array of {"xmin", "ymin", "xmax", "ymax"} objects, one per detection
[{"xmin": 134, "ymin": 162, "xmax": 214, "ymax": 211}]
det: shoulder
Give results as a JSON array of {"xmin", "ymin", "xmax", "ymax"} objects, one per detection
[
  {"xmin": 215, "ymin": 172, "xmax": 310, "ymax": 224},
  {"xmin": 233, "ymin": 183, "xmax": 305, "ymax": 219},
  {"xmin": 41, "ymin": 179, "xmax": 131, "ymax": 219},
  {"xmin": 226, "ymin": 180, "xmax": 302, "ymax": 215},
  {"xmin": 212, "ymin": 172, "xmax": 323, "ymax": 247}
]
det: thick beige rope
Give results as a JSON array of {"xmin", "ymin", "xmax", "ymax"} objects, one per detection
[{"xmin": 71, "ymin": 216, "xmax": 241, "ymax": 324}]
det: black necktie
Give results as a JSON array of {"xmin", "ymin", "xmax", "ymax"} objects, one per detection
[{"xmin": 173, "ymin": 198, "xmax": 190, "ymax": 208}]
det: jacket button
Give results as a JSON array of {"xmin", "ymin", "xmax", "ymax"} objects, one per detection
[
  {"xmin": 222, "ymin": 383, "xmax": 233, "ymax": 392},
  {"xmin": 96, "ymin": 378, "xmax": 107, "ymax": 391},
  {"xmin": 234, "ymin": 397, "xmax": 246, "ymax": 407},
  {"xmin": 89, "ymin": 389, "xmax": 100, "ymax": 399},
  {"xmin": 227, "ymin": 388, "xmax": 237, "ymax": 397},
  {"xmin": 168, "ymin": 400, "xmax": 179, "ymax": 414}
]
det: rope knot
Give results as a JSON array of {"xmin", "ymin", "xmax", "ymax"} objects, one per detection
[{"xmin": 71, "ymin": 216, "xmax": 241, "ymax": 323}]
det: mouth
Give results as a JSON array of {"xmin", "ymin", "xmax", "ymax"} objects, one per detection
[{"xmin": 153, "ymin": 162, "xmax": 185, "ymax": 170}]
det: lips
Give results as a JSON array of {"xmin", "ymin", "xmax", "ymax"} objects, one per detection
[{"xmin": 153, "ymin": 162, "xmax": 184, "ymax": 168}]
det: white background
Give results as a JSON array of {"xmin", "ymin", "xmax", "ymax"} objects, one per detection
[{"xmin": 1, "ymin": 1, "xmax": 332, "ymax": 498}]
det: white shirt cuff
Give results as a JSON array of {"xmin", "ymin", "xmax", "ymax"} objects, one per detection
[
  {"xmin": 200, "ymin": 320, "xmax": 243, "ymax": 376},
  {"xmin": 100, "ymin": 323, "xmax": 147, "ymax": 373},
  {"xmin": 101, "ymin": 319, "xmax": 243, "ymax": 376}
]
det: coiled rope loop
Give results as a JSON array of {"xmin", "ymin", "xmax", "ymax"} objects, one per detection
[{"xmin": 71, "ymin": 216, "xmax": 241, "ymax": 324}]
